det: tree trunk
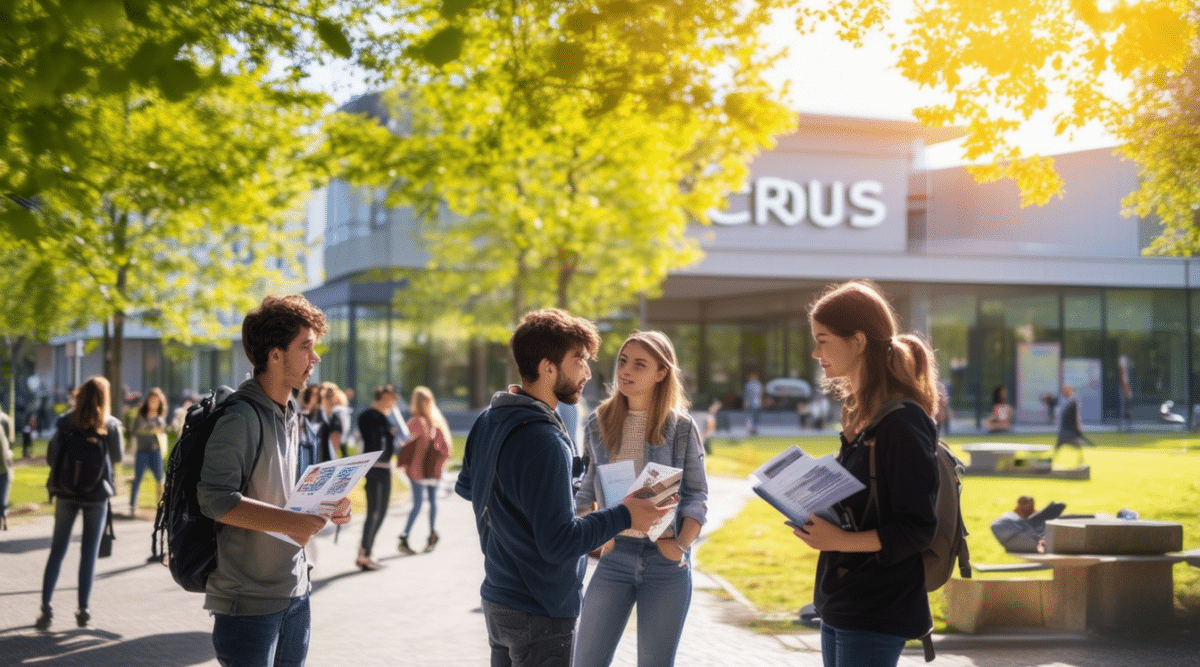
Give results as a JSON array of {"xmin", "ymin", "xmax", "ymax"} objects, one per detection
[{"xmin": 506, "ymin": 248, "xmax": 528, "ymax": 385}]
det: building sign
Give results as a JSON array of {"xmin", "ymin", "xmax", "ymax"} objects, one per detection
[{"xmin": 709, "ymin": 177, "xmax": 886, "ymax": 228}]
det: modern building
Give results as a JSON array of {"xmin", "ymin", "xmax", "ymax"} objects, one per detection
[{"xmin": 305, "ymin": 100, "xmax": 1200, "ymax": 428}]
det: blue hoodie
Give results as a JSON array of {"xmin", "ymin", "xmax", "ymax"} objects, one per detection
[{"xmin": 456, "ymin": 389, "xmax": 631, "ymax": 618}]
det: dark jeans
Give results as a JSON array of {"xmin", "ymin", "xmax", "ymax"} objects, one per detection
[
  {"xmin": 41, "ymin": 497, "xmax": 108, "ymax": 610},
  {"xmin": 212, "ymin": 594, "xmax": 311, "ymax": 667},
  {"xmin": 360, "ymin": 467, "xmax": 391, "ymax": 555},
  {"xmin": 482, "ymin": 600, "xmax": 575, "ymax": 667},
  {"xmin": 820, "ymin": 622, "xmax": 906, "ymax": 667}
]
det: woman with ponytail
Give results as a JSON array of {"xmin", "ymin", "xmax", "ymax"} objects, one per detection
[{"xmin": 792, "ymin": 280, "xmax": 940, "ymax": 667}]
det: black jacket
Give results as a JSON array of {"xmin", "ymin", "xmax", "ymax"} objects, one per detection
[{"xmin": 814, "ymin": 400, "xmax": 939, "ymax": 639}]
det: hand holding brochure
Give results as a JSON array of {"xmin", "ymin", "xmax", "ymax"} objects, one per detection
[
  {"xmin": 268, "ymin": 450, "xmax": 382, "ymax": 545},
  {"xmin": 593, "ymin": 460, "xmax": 682, "ymax": 541},
  {"xmin": 751, "ymin": 446, "xmax": 864, "ymax": 527}
]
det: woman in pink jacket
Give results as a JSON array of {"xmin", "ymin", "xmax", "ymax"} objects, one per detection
[{"xmin": 397, "ymin": 386, "xmax": 452, "ymax": 554}]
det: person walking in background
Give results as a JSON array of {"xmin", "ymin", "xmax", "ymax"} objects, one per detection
[
  {"xmin": 0, "ymin": 409, "xmax": 12, "ymax": 530},
  {"xmin": 22, "ymin": 413, "xmax": 36, "ymax": 459},
  {"xmin": 196, "ymin": 295, "xmax": 351, "ymax": 666},
  {"xmin": 357, "ymin": 385, "xmax": 400, "ymax": 570},
  {"xmin": 985, "ymin": 384, "xmax": 1013, "ymax": 432},
  {"xmin": 742, "ymin": 371, "xmax": 763, "ymax": 436},
  {"xmin": 37, "ymin": 375, "xmax": 123, "ymax": 630},
  {"xmin": 1054, "ymin": 385, "xmax": 1093, "ymax": 467},
  {"xmin": 456, "ymin": 309, "xmax": 670, "ymax": 667},
  {"xmin": 790, "ymin": 281, "xmax": 941, "ymax": 667},
  {"xmin": 128, "ymin": 388, "xmax": 168, "ymax": 518},
  {"xmin": 397, "ymin": 386, "xmax": 453, "ymax": 555},
  {"xmin": 297, "ymin": 384, "xmax": 326, "ymax": 473},
  {"xmin": 573, "ymin": 331, "xmax": 708, "ymax": 667},
  {"xmin": 1117, "ymin": 355, "xmax": 1133, "ymax": 431},
  {"xmin": 321, "ymin": 382, "xmax": 353, "ymax": 459}
]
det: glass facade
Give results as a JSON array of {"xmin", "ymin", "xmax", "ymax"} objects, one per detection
[{"xmin": 304, "ymin": 281, "xmax": 1197, "ymax": 425}]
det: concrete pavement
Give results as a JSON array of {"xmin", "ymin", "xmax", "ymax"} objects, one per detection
[{"xmin": 2, "ymin": 474, "xmax": 1197, "ymax": 666}]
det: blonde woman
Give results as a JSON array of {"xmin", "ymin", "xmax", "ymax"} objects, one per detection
[
  {"xmin": 397, "ymin": 386, "xmax": 452, "ymax": 554},
  {"xmin": 573, "ymin": 331, "xmax": 708, "ymax": 667},
  {"xmin": 38, "ymin": 376, "xmax": 123, "ymax": 629},
  {"xmin": 320, "ymin": 382, "xmax": 352, "ymax": 459}
]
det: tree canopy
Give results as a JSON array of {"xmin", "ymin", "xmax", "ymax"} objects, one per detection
[{"xmin": 330, "ymin": 0, "xmax": 795, "ymax": 339}]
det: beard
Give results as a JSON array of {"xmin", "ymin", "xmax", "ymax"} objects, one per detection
[{"xmin": 553, "ymin": 372, "xmax": 584, "ymax": 405}]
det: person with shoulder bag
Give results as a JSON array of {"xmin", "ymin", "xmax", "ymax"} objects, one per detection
[
  {"xmin": 129, "ymin": 387, "xmax": 168, "ymax": 518},
  {"xmin": 397, "ymin": 386, "xmax": 453, "ymax": 555},
  {"xmin": 791, "ymin": 281, "xmax": 941, "ymax": 667},
  {"xmin": 573, "ymin": 331, "xmax": 708, "ymax": 667},
  {"xmin": 37, "ymin": 375, "xmax": 124, "ymax": 630},
  {"xmin": 356, "ymin": 385, "xmax": 400, "ymax": 570}
]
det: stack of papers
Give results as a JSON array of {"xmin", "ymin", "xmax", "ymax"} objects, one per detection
[{"xmin": 751, "ymin": 446, "xmax": 864, "ymax": 526}]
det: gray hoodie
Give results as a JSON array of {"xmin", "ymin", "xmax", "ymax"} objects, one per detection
[{"xmin": 197, "ymin": 378, "xmax": 306, "ymax": 616}]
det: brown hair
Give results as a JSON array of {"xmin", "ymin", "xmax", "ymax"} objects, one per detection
[
  {"xmin": 138, "ymin": 387, "xmax": 167, "ymax": 419},
  {"xmin": 510, "ymin": 308, "xmax": 600, "ymax": 383},
  {"xmin": 73, "ymin": 376, "xmax": 112, "ymax": 434},
  {"xmin": 241, "ymin": 295, "xmax": 328, "ymax": 377},
  {"xmin": 808, "ymin": 280, "xmax": 939, "ymax": 438},
  {"xmin": 596, "ymin": 331, "xmax": 689, "ymax": 453}
]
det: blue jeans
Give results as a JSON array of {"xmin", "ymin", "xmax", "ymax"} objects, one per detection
[
  {"xmin": 212, "ymin": 594, "xmax": 311, "ymax": 667},
  {"xmin": 41, "ymin": 497, "xmax": 108, "ymax": 610},
  {"xmin": 130, "ymin": 449, "xmax": 164, "ymax": 509},
  {"xmin": 482, "ymin": 600, "xmax": 575, "ymax": 667},
  {"xmin": 573, "ymin": 536, "xmax": 692, "ymax": 667},
  {"xmin": 403, "ymin": 481, "xmax": 438, "ymax": 536},
  {"xmin": 0, "ymin": 471, "xmax": 10, "ymax": 521},
  {"xmin": 820, "ymin": 622, "xmax": 906, "ymax": 667}
]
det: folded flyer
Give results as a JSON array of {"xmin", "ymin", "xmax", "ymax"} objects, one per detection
[
  {"xmin": 268, "ymin": 450, "xmax": 382, "ymax": 545},
  {"xmin": 593, "ymin": 460, "xmax": 682, "ymax": 541},
  {"xmin": 751, "ymin": 446, "xmax": 864, "ymax": 526}
]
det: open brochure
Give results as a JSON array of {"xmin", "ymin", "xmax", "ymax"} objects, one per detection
[
  {"xmin": 594, "ymin": 460, "xmax": 682, "ymax": 541},
  {"xmin": 268, "ymin": 450, "xmax": 382, "ymax": 545},
  {"xmin": 751, "ymin": 446, "xmax": 865, "ymax": 527}
]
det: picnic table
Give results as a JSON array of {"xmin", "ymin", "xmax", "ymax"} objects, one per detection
[
  {"xmin": 1017, "ymin": 518, "xmax": 1185, "ymax": 632},
  {"xmin": 961, "ymin": 442, "xmax": 1052, "ymax": 473}
]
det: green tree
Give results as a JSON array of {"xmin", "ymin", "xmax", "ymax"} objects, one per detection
[
  {"xmin": 1, "ymin": 72, "xmax": 326, "ymax": 408},
  {"xmin": 0, "ymin": 0, "xmax": 367, "ymax": 238},
  {"xmin": 1115, "ymin": 2, "xmax": 1200, "ymax": 255},
  {"xmin": 333, "ymin": 0, "xmax": 795, "ymax": 346},
  {"xmin": 796, "ymin": 0, "xmax": 1197, "ymax": 249}
]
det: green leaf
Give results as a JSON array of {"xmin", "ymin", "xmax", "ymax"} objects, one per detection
[
  {"xmin": 97, "ymin": 65, "xmax": 133, "ymax": 94},
  {"xmin": 440, "ymin": 0, "xmax": 475, "ymax": 20},
  {"xmin": 549, "ymin": 41, "xmax": 586, "ymax": 80},
  {"xmin": 316, "ymin": 18, "xmax": 353, "ymax": 58},
  {"xmin": 423, "ymin": 27, "xmax": 464, "ymax": 68},
  {"xmin": 157, "ymin": 59, "xmax": 203, "ymax": 102},
  {"xmin": 0, "ymin": 205, "xmax": 40, "ymax": 244}
]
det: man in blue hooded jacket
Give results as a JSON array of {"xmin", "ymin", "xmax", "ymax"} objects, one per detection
[{"xmin": 457, "ymin": 308, "xmax": 670, "ymax": 667}]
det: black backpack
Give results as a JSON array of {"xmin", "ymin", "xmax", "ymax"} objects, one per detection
[
  {"xmin": 152, "ymin": 387, "xmax": 262, "ymax": 593},
  {"xmin": 48, "ymin": 426, "xmax": 114, "ymax": 502}
]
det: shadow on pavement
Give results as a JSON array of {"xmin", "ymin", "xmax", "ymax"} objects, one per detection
[{"xmin": 0, "ymin": 629, "xmax": 213, "ymax": 666}]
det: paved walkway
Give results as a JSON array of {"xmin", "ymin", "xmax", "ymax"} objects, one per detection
[{"xmin": 2, "ymin": 475, "xmax": 1196, "ymax": 666}]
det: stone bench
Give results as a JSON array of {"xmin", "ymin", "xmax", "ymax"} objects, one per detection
[{"xmin": 944, "ymin": 578, "xmax": 1052, "ymax": 633}]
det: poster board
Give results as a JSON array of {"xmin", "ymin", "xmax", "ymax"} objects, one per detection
[{"xmin": 1016, "ymin": 342, "xmax": 1061, "ymax": 423}]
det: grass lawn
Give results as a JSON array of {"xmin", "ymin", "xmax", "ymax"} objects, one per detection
[{"xmin": 697, "ymin": 430, "xmax": 1200, "ymax": 633}]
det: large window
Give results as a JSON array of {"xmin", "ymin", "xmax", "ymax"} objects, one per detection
[
  {"xmin": 1106, "ymin": 289, "xmax": 1187, "ymax": 418},
  {"xmin": 931, "ymin": 293, "xmax": 975, "ymax": 414}
]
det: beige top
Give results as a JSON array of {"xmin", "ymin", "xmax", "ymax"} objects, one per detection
[{"xmin": 615, "ymin": 411, "xmax": 648, "ymax": 538}]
